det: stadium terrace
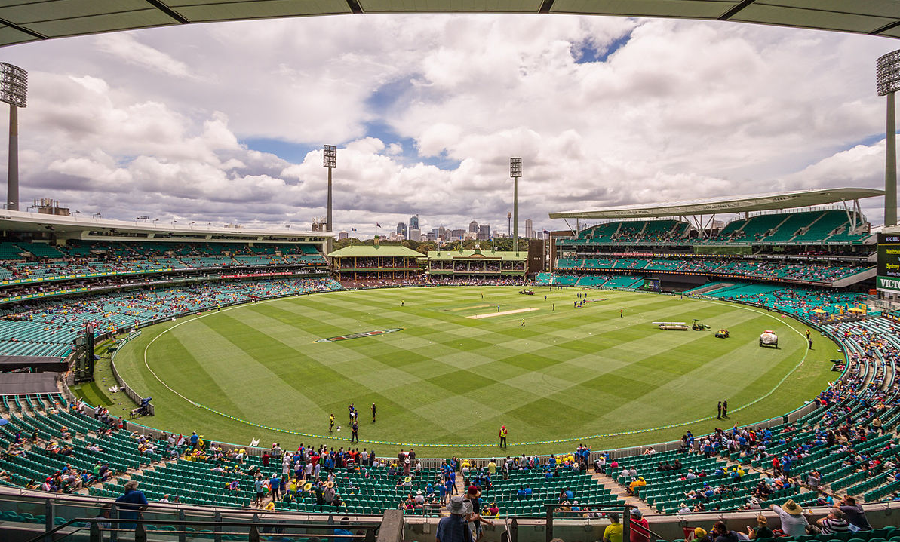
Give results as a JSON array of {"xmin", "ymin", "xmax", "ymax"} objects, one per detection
[{"xmin": 0, "ymin": 188, "xmax": 896, "ymax": 540}]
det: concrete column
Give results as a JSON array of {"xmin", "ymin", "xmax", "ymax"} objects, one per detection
[
  {"xmin": 513, "ymin": 176, "xmax": 519, "ymax": 254},
  {"xmin": 887, "ymin": 92, "xmax": 898, "ymax": 226},
  {"xmin": 7, "ymin": 104, "xmax": 17, "ymax": 211},
  {"xmin": 326, "ymin": 167, "xmax": 333, "ymax": 232}
]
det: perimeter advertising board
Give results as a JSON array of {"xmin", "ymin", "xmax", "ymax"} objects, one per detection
[{"xmin": 878, "ymin": 233, "xmax": 900, "ymax": 293}]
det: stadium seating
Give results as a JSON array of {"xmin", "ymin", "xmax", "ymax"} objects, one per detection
[
  {"xmin": 604, "ymin": 317, "xmax": 900, "ymax": 514},
  {"xmin": 693, "ymin": 283, "xmax": 869, "ymax": 321},
  {"xmin": 550, "ymin": 258, "xmax": 867, "ymax": 286},
  {"xmin": 0, "ymin": 278, "xmax": 342, "ymax": 357},
  {"xmin": 560, "ymin": 210, "xmax": 870, "ymax": 247},
  {"xmin": 0, "ymin": 240, "xmax": 327, "ymax": 286}
]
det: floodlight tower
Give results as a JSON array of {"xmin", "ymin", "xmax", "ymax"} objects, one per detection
[
  {"xmin": 510, "ymin": 158, "xmax": 522, "ymax": 254},
  {"xmin": 0, "ymin": 63, "xmax": 27, "ymax": 212},
  {"xmin": 878, "ymin": 50, "xmax": 900, "ymax": 226},
  {"xmin": 323, "ymin": 145, "xmax": 337, "ymax": 232}
]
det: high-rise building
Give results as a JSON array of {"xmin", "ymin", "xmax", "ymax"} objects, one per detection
[
  {"xmin": 409, "ymin": 228, "xmax": 421, "ymax": 242},
  {"xmin": 478, "ymin": 224, "xmax": 491, "ymax": 241},
  {"xmin": 525, "ymin": 219, "xmax": 533, "ymax": 239},
  {"xmin": 409, "ymin": 214, "xmax": 420, "ymax": 231},
  {"xmin": 338, "ymin": 231, "xmax": 349, "ymax": 240},
  {"xmin": 397, "ymin": 222, "xmax": 407, "ymax": 237},
  {"xmin": 450, "ymin": 229, "xmax": 466, "ymax": 241},
  {"xmin": 469, "ymin": 220, "xmax": 479, "ymax": 233}
]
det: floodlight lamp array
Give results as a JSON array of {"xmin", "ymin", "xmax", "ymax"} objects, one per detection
[
  {"xmin": 323, "ymin": 145, "xmax": 337, "ymax": 168},
  {"xmin": 877, "ymin": 50, "xmax": 900, "ymax": 96},
  {"xmin": 510, "ymin": 157, "xmax": 522, "ymax": 178},
  {"xmin": 0, "ymin": 63, "xmax": 27, "ymax": 108}
]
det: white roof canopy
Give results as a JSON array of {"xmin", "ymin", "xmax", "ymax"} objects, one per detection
[
  {"xmin": 2, "ymin": 1, "xmax": 900, "ymax": 47},
  {"xmin": 548, "ymin": 188, "xmax": 886, "ymax": 220}
]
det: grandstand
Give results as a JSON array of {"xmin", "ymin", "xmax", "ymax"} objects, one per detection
[
  {"xmin": 0, "ymin": 212, "xmax": 332, "ymax": 359},
  {"xmin": 548, "ymin": 189, "xmax": 881, "ymax": 294},
  {"xmin": 427, "ymin": 248, "xmax": 527, "ymax": 282},
  {"xmin": 0, "ymin": 198, "xmax": 896, "ymax": 536},
  {"xmin": 329, "ymin": 244, "xmax": 424, "ymax": 285}
]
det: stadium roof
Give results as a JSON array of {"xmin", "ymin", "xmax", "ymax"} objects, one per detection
[
  {"xmin": 2, "ymin": 1, "xmax": 900, "ymax": 47},
  {"xmin": 328, "ymin": 245, "xmax": 424, "ymax": 258},
  {"xmin": 0, "ymin": 209, "xmax": 331, "ymax": 241},
  {"xmin": 548, "ymin": 188, "xmax": 886, "ymax": 220},
  {"xmin": 428, "ymin": 249, "xmax": 526, "ymax": 260}
]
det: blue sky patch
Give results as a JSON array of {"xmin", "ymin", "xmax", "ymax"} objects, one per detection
[
  {"xmin": 242, "ymin": 138, "xmax": 316, "ymax": 163},
  {"xmin": 575, "ymin": 30, "xmax": 632, "ymax": 64}
]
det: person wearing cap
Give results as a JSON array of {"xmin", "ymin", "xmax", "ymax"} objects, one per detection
[
  {"xmin": 437, "ymin": 495, "xmax": 473, "ymax": 542},
  {"xmin": 603, "ymin": 512, "xmax": 623, "ymax": 542},
  {"xmin": 746, "ymin": 515, "xmax": 772, "ymax": 540},
  {"xmin": 771, "ymin": 499, "xmax": 808, "ymax": 537},
  {"xmin": 628, "ymin": 477, "xmax": 646, "ymax": 496},
  {"xmin": 499, "ymin": 425, "xmax": 508, "ymax": 448},
  {"xmin": 115, "ymin": 480, "xmax": 148, "ymax": 530},
  {"xmin": 465, "ymin": 484, "xmax": 492, "ymax": 542},
  {"xmin": 629, "ymin": 508, "xmax": 650, "ymax": 542}
]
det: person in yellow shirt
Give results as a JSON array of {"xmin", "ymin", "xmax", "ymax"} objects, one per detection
[
  {"xmin": 628, "ymin": 477, "xmax": 646, "ymax": 497},
  {"xmin": 603, "ymin": 512, "xmax": 623, "ymax": 542}
]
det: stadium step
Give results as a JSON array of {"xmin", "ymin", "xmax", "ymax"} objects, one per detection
[{"xmin": 590, "ymin": 470, "xmax": 654, "ymax": 517}]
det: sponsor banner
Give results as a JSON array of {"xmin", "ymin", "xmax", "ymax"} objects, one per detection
[
  {"xmin": 315, "ymin": 328, "xmax": 404, "ymax": 343},
  {"xmin": 879, "ymin": 233, "xmax": 900, "ymax": 279},
  {"xmin": 221, "ymin": 271, "xmax": 295, "ymax": 279},
  {"xmin": 878, "ymin": 276, "xmax": 900, "ymax": 293}
]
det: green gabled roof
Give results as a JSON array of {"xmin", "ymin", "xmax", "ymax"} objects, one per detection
[
  {"xmin": 427, "ymin": 249, "xmax": 526, "ymax": 261},
  {"xmin": 328, "ymin": 245, "xmax": 424, "ymax": 258}
]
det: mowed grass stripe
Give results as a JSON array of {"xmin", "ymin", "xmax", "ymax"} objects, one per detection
[
  {"xmin": 120, "ymin": 286, "xmax": 834, "ymax": 456},
  {"xmin": 206, "ymin": 309, "xmax": 477, "ymax": 440},
  {"xmin": 181, "ymin": 316, "xmax": 329, "ymax": 425},
  {"xmin": 149, "ymin": 323, "xmax": 252, "ymax": 419}
]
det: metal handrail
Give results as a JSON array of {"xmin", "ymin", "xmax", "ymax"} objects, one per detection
[{"xmin": 24, "ymin": 516, "xmax": 380, "ymax": 542}]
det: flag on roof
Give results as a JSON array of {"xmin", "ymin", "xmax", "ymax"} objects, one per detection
[{"xmin": 376, "ymin": 222, "xmax": 382, "ymax": 228}]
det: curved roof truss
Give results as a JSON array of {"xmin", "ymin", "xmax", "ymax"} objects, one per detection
[
  {"xmin": 547, "ymin": 188, "xmax": 886, "ymax": 220},
  {"xmin": 1, "ymin": 1, "xmax": 900, "ymax": 48}
]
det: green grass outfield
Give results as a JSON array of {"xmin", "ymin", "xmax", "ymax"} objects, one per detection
[{"xmin": 109, "ymin": 286, "xmax": 839, "ymax": 458}]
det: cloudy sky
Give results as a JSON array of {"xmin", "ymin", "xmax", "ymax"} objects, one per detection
[{"xmin": 0, "ymin": 14, "xmax": 897, "ymax": 238}]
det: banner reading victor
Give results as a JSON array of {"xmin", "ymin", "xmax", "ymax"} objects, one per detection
[{"xmin": 878, "ymin": 233, "xmax": 900, "ymax": 293}]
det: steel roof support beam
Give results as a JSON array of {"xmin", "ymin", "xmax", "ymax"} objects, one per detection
[
  {"xmin": 144, "ymin": 0, "xmax": 190, "ymax": 24},
  {"xmin": 0, "ymin": 18, "xmax": 46, "ymax": 41},
  {"xmin": 719, "ymin": 0, "xmax": 757, "ymax": 21}
]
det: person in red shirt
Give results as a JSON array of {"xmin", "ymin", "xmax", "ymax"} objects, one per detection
[{"xmin": 629, "ymin": 509, "xmax": 650, "ymax": 542}]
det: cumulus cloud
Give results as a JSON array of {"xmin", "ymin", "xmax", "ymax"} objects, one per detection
[{"xmin": 0, "ymin": 14, "xmax": 893, "ymax": 236}]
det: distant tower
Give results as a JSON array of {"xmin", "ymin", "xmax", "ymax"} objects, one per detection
[
  {"xmin": 525, "ymin": 218, "xmax": 533, "ymax": 239},
  {"xmin": 1, "ymin": 63, "xmax": 27, "ymax": 211},
  {"xmin": 878, "ymin": 50, "xmax": 900, "ymax": 226},
  {"xmin": 323, "ymin": 145, "xmax": 337, "ymax": 232},
  {"xmin": 409, "ymin": 214, "xmax": 420, "ymax": 231},
  {"xmin": 397, "ymin": 222, "xmax": 407, "ymax": 237},
  {"xmin": 510, "ymin": 158, "xmax": 522, "ymax": 253},
  {"xmin": 469, "ymin": 220, "xmax": 478, "ymax": 233}
]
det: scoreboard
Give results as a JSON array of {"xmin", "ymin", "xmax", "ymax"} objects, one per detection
[{"xmin": 878, "ymin": 233, "xmax": 900, "ymax": 293}]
